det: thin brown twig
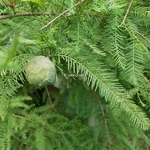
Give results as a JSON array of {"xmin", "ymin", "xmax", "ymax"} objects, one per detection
[
  {"xmin": 0, "ymin": 12, "xmax": 52, "ymax": 20},
  {"xmin": 135, "ymin": 31, "xmax": 150, "ymax": 43},
  {"xmin": 40, "ymin": 0, "xmax": 86, "ymax": 30},
  {"xmin": 13, "ymin": 135, "xmax": 23, "ymax": 143},
  {"xmin": 14, "ymin": 114, "xmax": 71, "ymax": 134},
  {"xmin": 137, "ymin": 70, "xmax": 150, "ymax": 84},
  {"xmin": 93, "ymin": 92, "xmax": 111, "ymax": 149},
  {"xmin": 13, "ymin": 135, "xmax": 34, "ymax": 149},
  {"xmin": 0, "ymin": 11, "xmax": 107, "ymax": 21},
  {"xmin": 98, "ymin": 101, "xmax": 111, "ymax": 149},
  {"xmin": 121, "ymin": 0, "xmax": 134, "ymax": 24},
  {"xmin": 13, "ymin": 114, "xmax": 51, "ymax": 131},
  {"xmin": 45, "ymin": 86, "xmax": 57, "ymax": 112}
]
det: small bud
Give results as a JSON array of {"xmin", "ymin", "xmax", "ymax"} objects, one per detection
[{"xmin": 8, "ymin": 2, "xmax": 16, "ymax": 9}]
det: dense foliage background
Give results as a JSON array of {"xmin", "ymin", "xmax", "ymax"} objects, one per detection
[{"xmin": 0, "ymin": 0, "xmax": 150, "ymax": 149}]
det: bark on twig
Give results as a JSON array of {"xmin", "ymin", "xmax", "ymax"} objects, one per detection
[
  {"xmin": 0, "ymin": 12, "xmax": 51, "ymax": 20},
  {"xmin": 40, "ymin": 0, "xmax": 86, "ymax": 30},
  {"xmin": 122, "ymin": 0, "xmax": 134, "ymax": 24},
  {"xmin": 135, "ymin": 31, "xmax": 150, "ymax": 43}
]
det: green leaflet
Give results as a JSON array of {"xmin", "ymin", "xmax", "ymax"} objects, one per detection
[{"xmin": 0, "ymin": 0, "xmax": 150, "ymax": 149}]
